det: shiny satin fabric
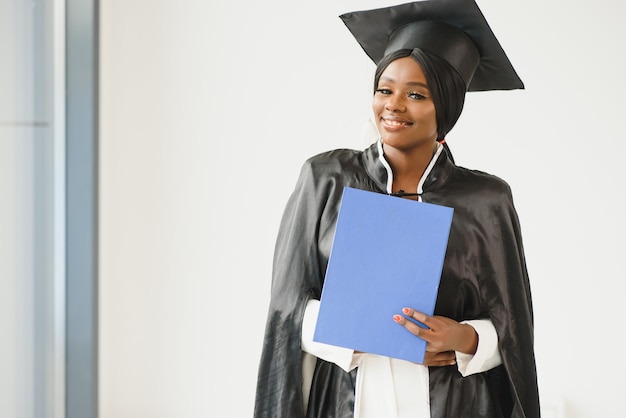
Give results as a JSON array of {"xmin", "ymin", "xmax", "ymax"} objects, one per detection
[{"xmin": 254, "ymin": 143, "xmax": 539, "ymax": 418}]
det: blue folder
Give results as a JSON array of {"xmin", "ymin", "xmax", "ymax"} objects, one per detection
[{"xmin": 313, "ymin": 187, "xmax": 454, "ymax": 364}]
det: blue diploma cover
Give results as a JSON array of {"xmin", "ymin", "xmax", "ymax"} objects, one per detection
[{"xmin": 313, "ymin": 187, "xmax": 454, "ymax": 364}]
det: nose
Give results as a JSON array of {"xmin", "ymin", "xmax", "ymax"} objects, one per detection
[{"xmin": 385, "ymin": 93, "xmax": 405, "ymax": 112}]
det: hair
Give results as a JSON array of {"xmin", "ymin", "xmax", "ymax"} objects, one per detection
[{"xmin": 373, "ymin": 48, "xmax": 467, "ymax": 142}]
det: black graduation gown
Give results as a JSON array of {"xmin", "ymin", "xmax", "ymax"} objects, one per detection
[{"xmin": 254, "ymin": 142, "xmax": 540, "ymax": 418}]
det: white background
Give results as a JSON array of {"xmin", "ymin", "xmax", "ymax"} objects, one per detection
[{"xmin": 100, "ymin": 1, "xmax": 626, "ymax": 417}]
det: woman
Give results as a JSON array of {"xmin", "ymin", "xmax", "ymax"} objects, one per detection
[{"xmin": 254, "ymin": 1, "xmax": 540, "ymax": 417}]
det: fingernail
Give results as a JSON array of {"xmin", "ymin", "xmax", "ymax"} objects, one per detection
[
  {"xmin": 393, "ymin": 315, "xmax": 402, "ymax": 323},
  {"xmin": 402, "ymin": 307, "xmax": 411, "ymax": 315}
]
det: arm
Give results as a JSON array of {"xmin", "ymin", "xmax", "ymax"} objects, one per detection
[
  {"xmin": 393, "ymin": 308, "xmax": 502, "ymax": 375},
  {"xmin": 455, "ymin": 319, "xmax": 502, "ymax": 376}
]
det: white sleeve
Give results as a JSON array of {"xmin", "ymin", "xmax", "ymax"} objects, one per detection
[
  {"xmin": 301, "ymin": 299, "xmax": 360, "ymax": 372},
  {"xmin": 455, "ymin": 319, "xmax": 502, "ymax": 377}
]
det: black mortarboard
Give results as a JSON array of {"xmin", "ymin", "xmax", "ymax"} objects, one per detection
[{"xmin": 340, "ymin": 0, "xmax": 524, "ymax": 91}]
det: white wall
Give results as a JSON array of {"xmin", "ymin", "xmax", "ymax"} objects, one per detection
[{"xmin": 99, "ymin": 1, "xmax": 626, "ymax": 417}]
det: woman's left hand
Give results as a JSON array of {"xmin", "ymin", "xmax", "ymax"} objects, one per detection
[{"xmin": 393, "ymin": 307, "xmax": 478, "ymax": 355}]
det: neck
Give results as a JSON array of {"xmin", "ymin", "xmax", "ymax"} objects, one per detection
[{"xmin": 383, "ymin": 141, "xmax": 438, "ymax": 193}]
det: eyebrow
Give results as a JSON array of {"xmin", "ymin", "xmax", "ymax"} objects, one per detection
[{"xmin": 379, "ymin": 76, "xmax": 429, "ymax": 89}]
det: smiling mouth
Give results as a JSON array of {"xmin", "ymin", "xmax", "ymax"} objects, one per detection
[{"xmin": 382, "ymin": 118, "xmax": 413, "ymax": 128}]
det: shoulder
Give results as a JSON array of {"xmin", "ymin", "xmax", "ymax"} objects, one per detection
[
  {"xmin": 298, "ymin": 148, "xmax": 364, "ymax": 179},
  {"xmin": 285, "ymin": 148, "xmax": 366, "ymax": 216},
  {"xmin": 305, "ymin": 148, "xmax": 363, "ymax": 168},
  {"xmin": 452, "ymin": 165, "xmax": 514, "ymax": 206},
  {"xmin": 456, "ymin": 166, "xmax": 512, "ymax": 191}
]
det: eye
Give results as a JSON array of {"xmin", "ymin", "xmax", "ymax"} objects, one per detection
[
  {"xmin": 408, "ymin": 91, "xmax": 427, "ymax": 100},
  {"xmin": 375, "ymin": 88, "xmax": 392, "ymax": 95}
]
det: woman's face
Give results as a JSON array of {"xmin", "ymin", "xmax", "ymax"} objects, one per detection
[{"xmin": 373, "ymin": 56, "xmax": 438, "ymax": 152}]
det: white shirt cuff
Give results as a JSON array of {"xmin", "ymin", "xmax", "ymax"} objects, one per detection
[
  {"xmin": 455, "ymin": 319, "xmax": 502, "ymax": 377},
  {"xmin": 301, "ymin": 299, "xmax": 359, "ymax": 372}
]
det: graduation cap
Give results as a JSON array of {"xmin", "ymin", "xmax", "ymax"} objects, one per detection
[{"xmin": 340, "ymin": 0, "xmax": 523, "ymax": 91}]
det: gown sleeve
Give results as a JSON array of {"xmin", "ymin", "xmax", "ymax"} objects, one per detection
[
  {"xmin": 254, "ymin": 159, "xmax": 344, "ymax": 418},
  {"xmin": 489, "ymin": 186, "xmax": 540, "ymax": 417},
  {"xmin": 427, "ymin": 175, "xmax": 540, "ymax": 418}
]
